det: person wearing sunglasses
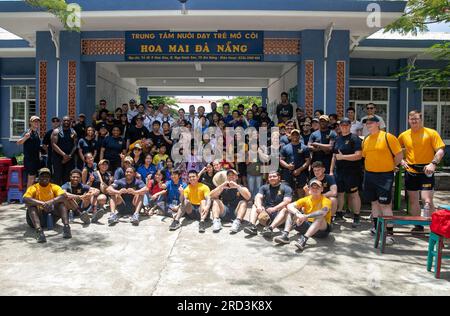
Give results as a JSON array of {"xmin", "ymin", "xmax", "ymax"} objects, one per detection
[{"xmin": 361, "ymin": 103, "xmax": 386, "ymax": 137}]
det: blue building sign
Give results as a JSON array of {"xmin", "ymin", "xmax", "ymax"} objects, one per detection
[{"xmin": 125, "ymin": 31, "xmax": 264, "ymax": 62}]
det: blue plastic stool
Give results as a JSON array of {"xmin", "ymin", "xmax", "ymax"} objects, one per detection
[
  {"xmin": 427, "ymin": 232, "xmax": 450, "ymax": 279},
  {"xmin": 7, "ymin": 187, "xmax": 24, "ymax": 203}
]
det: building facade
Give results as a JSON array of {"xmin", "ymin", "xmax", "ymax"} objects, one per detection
[{"xmin": 0, "ymin": 0, "xmax": 448, "ymax": 156}]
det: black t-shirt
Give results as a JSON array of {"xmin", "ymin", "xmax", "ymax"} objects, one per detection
[
  {"xmin": 220, "ymin": 187, "xmax": 243, "ymax": 207},
  {"xmin": 102, "ymin": 136, "xmax": 126, "ymax": 162},
  {"xmin": 23, "ymin": 130, "xmax": 41, "ymax": 162},
  {"xmin": 126, "ymin": 125, "xmax": 151, "ymax": 144},
  {"xmin": 200, "ymin": 173, "xmax": 215, "ymax": 190},
  {"xmin": 333, "ymin": 133, "xmax": 363, "ymax": 170},
  {"xmin": 276, "ymin": 103, "xmax": 293, "ymax": 121},
  {"xmin": 112, "ymin": 178, "xmax": 146, "ymax": 205},
  {"xmin": 149, "ymin": 131, "xmax": 165, "ymax": 148},
  {"xmin": 61, "ymin": 182, "xmax": 90, "ymax": 195},
  {"xmin": 258, "ymin": 183, "xmax": 292, "ymax": 208},
  {"xmin": 73, "ymin": 122, "xmax": 86, "ymax": 139}
]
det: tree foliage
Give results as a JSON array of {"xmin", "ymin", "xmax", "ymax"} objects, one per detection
[
  {"xmin": 216, "ymin": 96, "xmax": 262, "ymax": 112},
  {"xmin": 25, "ymin": 0, "xmax": 81, "ymax": 32},
  {"xmin": 384, "ymin": 0, "xmax": 449, "ymax": 88}
]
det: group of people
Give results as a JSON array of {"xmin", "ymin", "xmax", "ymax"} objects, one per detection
[{"xmin": 19, "ymin": 93, "xmax": 446, "ymax": 251}]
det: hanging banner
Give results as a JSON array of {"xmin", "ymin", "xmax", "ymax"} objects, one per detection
[{"xmin": 125, "ymin": 31, "xmax": 264, "ymax": 62}]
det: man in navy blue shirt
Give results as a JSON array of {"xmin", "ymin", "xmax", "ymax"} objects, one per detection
[
  {"xmin": 107, "ymin": 167, "xmax": 148, "ymax": 226},
  {"xmin": 330, "ymin": 118, "xmax": 363, "ymax": 226},
  {"xmin": 164, "ymin": 170, "xmax": 187, "ymax": 222},
  {"xmin": 280, "ymin": 129, "xmax": 311, "ymax": 198},
  {"xmin": 308, "ymin": 115, "xmax": 337, "ymax": 174},
  {"xmin": 308, "ymin": 161, "xmax": 338, "ymax": 221}
]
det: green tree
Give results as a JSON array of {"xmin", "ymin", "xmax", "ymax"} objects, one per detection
[
  {"xmin": 216, "ymin": 96, "xmax": 262, "ymax": 112},
  {"xmin": 148, "ymin": 96, "xmax": 180, "ymax": 116},
  {"xmin": 384, "ymin": 0, "xmax": 450, "ymax": 88},
  {"xmin": 25, "ymin": 0, "xmax": 81, "ymax": 32}
]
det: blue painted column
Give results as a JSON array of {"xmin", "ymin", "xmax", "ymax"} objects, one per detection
[
  {"xmin": 80, "ymin": 62, "xmax": 96, "ymax": 119},
  {"xmin": 261, "ymin": 88, "xmax": 268, "ymax": 109},
  {"xmin": 139, "ymin": 87, "xmax": 148, "ymax": 104},
  {"xmin": 398, "ymin": 58, "xmax": 422, "ymax": 134},
  {"xmin": 298, "ymin": 30, "xmax": 324, "ymax": 117},
  {"xmin": 36, "ymin": 31, "xmax": 58, "ymax": 129},
  {"xmin": 325, "ymin": 30, "xmax": 350, "ymax": 117}
]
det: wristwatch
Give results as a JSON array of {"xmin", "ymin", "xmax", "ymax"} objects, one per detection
[{"xmin": 431, "ymin": 160, "xmax": 439, "ymax": 166}]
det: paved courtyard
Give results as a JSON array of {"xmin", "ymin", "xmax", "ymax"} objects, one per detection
[{"xmin": 0, "ymin": 193, "xmax": 449, "ymax": 296}]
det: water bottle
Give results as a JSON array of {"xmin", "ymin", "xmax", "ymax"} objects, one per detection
[
  {"xmin": 69, "ymin": 210, "xmax": 74, "ymax": 223},
  {"xmin": 46, "ymin": 213, "xmax": 54, "ymax": 230},
  {"xmin": 422, "ymin": 203, "xmax": 431, "ymax": 218}
]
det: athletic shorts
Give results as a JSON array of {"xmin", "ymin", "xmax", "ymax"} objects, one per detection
[
  {"xmin": 363, "ymin": 171, "xmax": 394, "ymax": 205},
  {"xmin": 336, "ymin": 170, "xmax": 362, "ymax": 194},
  {"xmin": 26, "ymin": 208, "xmax": 60, "ymax": 229},
  {"xmin": 294, "ymin": 221, "xmax": 331, "ymax": 238},
  {"xmin": 24, "ymin": 158, "xmax": 40, "ymax": 176},
  {"xmin": 186, "ymin": 204, "xmax": 201, "ymax": 220},
  {"xmin": 405, "ymin": 171, "xmax": 434, "ymax": 191},
  {"xmin": 117, "ymin": 202, "xmax": 136, "ymax": 215},
  {"xmin": 221, "ymin": 204, "xmax": 239, "ymax": 222}
]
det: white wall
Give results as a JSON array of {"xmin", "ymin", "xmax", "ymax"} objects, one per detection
[
  {"xmin": 96, "ymin": 63, "xmax": 138, "ymax": 110},
  {"xmin": 267, "ymin": 65, "xmax": 298, "ymax": 121}
]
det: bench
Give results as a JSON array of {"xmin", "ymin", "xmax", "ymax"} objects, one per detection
[{"xmin": 374, "ymin": 216, "xmax": 431, "ymax": 254}]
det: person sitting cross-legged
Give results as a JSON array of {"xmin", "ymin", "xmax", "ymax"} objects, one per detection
[
  {"xmin": 169, "ymin": 170, "xmax": 211, "ymax": 233},
  {"xmin": 61, "ymin": 169, "xmax": 100, "ymax": 225},
  {"xmin": 23, "ymin": 168, "xmax": 71, "ymax": 243},
  {"xmin": 106, "ymin": 167, "xmax": 148, "ymax": 226},
  {"xmin": 209, "ymin": 169, "xmax": 251, "ymax": 234},
  {"xmin": 274, "ymin": 179, "xmax": 332, "ymax": 251},
  {"xmin": 244, "ymin": 171, "xmax": 292, "ymax": 237}
]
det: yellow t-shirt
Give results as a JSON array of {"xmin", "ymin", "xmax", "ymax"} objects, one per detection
[
  {"xmin": 184, "ymin": 183, "xmax": 210, "ymax": 206},
  {"xmin": 153, "ymin": 154, "xmax": 168, "ymax": 166},
  {"xmin": 398, "ymin": 127, "xmax": 445, "ymax": 173},
  {"xmin": 23, "ymin": 183, "xmax": 65, "ymax": 202},
  {"xmin": 295, "ymin": 195, "xmax": 332, "ymax": 224},
  {"xmin": 362, "ymin": 131, "xmax": 402, "ymax": 172}
]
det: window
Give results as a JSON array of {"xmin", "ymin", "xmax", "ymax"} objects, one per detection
[
  {"xmin": 349, "ymin": 87, "xmax": 389, "ymax": 128},
  {"xmin": 10, "ymin": 86, "xmax": 36, "ymax": 138},
  {"xmin": 423, "ymin": 88, "xmax": 450, "ymax": 142}
]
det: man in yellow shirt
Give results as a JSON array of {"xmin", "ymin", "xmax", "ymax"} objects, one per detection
[
  {"xmin": 170, "ymin": 170, "xmax": 211, "ymax": 233},
  {"xmin": 399, "ymin": 110, "xmax": 446, "ymax": 232},
  {"xmin": 23, "ymin": 168, "xmax": 70, "ymax": 243},
  {"xmin": 362, "ymin": 116, "xmax": 403, "ymax": 245},
  {"xmin": 274, "ymin": 179, "xmax": 332, "ymax": 251}
]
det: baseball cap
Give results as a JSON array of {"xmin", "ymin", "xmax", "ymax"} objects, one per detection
[
  {"xmin": 124, "ymin": 156, "xmax": 134, "ymax": 164},
  {"xmin": 339, "ymin": 117, "xmax": 352, "ymax": 125},
  {"xmin": 258, "ymin": 211, "xmax": 272, "ymax": 226},
  {"xmin": 291, "ymin": 129, "xmax": 301, "ymax": 135},
  {"xmin": 29, "ymin": 116, "xmax": 41, "ymax": 122},
  {"xmin": 78, "ymin": 113, "xmax": 86, "ymax": 118},
  {"xmin": 309, "ymin": 179, "xmax": 323, "ymax": 188},
  {"xmin": 134, "ymin": 143, "xmax": 142, "ymax": 150},
  {"xmin": 38, "ymin": 168, "xmax": 51, "ymax": 176},
  {"xmin": 319, "ymin": 115, "xmax": 330, "ymax": 122},
  {"xmin": 99, "ymin": 159, "xmax": 109, "ymax": 165},
  {"xmin": 129, "ymin": 99, "xmax": 137, "ymax": 104},
  {"xmin": 312, "ymin": 118, "xmax": 319, "ymax": 123},
  {"xmin": 212, "ymin": 170, "xmax": 228, "ymax": 187},
  {"xmin": 364, "ymin": 115, "xmax": 380, "ymax": 123},
  {"xmin": 226, "ymin": 169, "xmax": 239, "ymax": 176}
]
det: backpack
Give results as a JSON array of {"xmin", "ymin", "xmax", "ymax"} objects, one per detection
[{"xmin": 431, "ymin": 209, "xmax": 450, "ymax": 238}]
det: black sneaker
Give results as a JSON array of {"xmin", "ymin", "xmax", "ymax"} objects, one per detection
[
  {"xmin": 62, "ymin": 225, "xmax": 72, "ymax": 239},
  {"xmin": 274, "ymin": 232, "xmax": 290, "ymax": 244},
  {"xmin": 80, "ymin": 211, "xmax": 91, "ymax": 225},
  {"xmin": 334, "ymin": 211, "xmax": 345, "ymax": 222},
  {"xmin": 261, "ymin": 226, "xmax": 273, "ymax": 238},
  {"xmin": 36, "ymin": 229, "xmax": 46, "ymax": 243},
  {"xmin": 91, "ymin": 208, "xmax": 106, "ymax": 223},
  {"xmin": 352, "ymin": 216, "xmax": 361, "ymax": 228},
  {"xmin": 169, "ymin": 220, "xmax": 181, "ymax": 231},
  {"xmin": 244, "ymin": 224, "xmax": 258, "ymax": 235},
  {"xmin": 198, "ymin": 221, "xmax": 206, "ymax": 233},
  {"xmin": 294, "ymin": 235, "xmax": 308, "ymax": 251}
]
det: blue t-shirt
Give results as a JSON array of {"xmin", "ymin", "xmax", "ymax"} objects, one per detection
[
  {"xmin": 111, "ymin": 178, "xmax": 146, "ymax": 204},
  {"xmin": 333, "ymin": 133, "xmax": 363, "ymax": 170},
  {"xmin": 78, "ymin": 138, "xmax": 97, "ymax": 155},
  {"xmin": 280, "ymin": 142, "xmax": 310, "ymax": 176},
  {"xmin": 309, "ymin": 129, "xmax": 337, "ymax": 166},
  {"xmin": 102, "ymin": 136, "xmax": 126, "ymax": 162},
  {"xmin": 258, "ymin": 183, "xmax": 293, "ymax": 208},
  {"xmin": 61, "ymin": 182, "xmax": 90, "ymax": 195},
  {"xmin": 137, "ymin": 164, "xmax": 157, "ymax": 183},
  {"xmin": 166, "ymin": 180, "xmax": 187, "ymax": 204}
]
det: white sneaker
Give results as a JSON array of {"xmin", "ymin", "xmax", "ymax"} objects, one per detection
[
  {"xmin": 212, "ymin": 218, "xmax": 222, "ymax": 232},
  {"xmin": 386, "ymin": 237, "xmax": 395, "ymax": 246},
  {"xmin": 230, "ymin": 219, "xmax": 241, "ymax": 234}
]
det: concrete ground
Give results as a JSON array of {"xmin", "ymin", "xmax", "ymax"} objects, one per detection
[{"xmin": 0, "ymin": 192, "xmax": 449, "ymax": 296}]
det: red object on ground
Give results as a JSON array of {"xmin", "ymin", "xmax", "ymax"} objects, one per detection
[
  {"xmin": 7, "ymin": 165, "xmax": 26, "ymax": 191},
  {"xmin": 431, "ymin": 209, "xmax": 450, "ymax": 238}
]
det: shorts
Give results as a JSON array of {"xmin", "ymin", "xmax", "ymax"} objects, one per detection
[
  {"xmin": 294, "ymin": 221, "xmax": 331, "ymax": 238},
  {"xmin": 117, "ymin": 202, "xmax": 136, "ymax": 215},
  {"xmin": 283, "ymin": 172, "xmax": 308, "ymax": 190},
  {"xmin": 237, "ymin": 162, "xmax": 247, "ymax": 177},
  {"xmin": 363, "ymin": 171, "xmax": 394, "ymax": 205},
  {"xmin": 186, "ymin": 204, "xmax": 201, "ymax": 220},
  {"xmin": 336, "ymin": 170, "xmax": 362, "ymax": 194},
  {"xmin": 405, "ymin": 171, "xmax": 434, "ymax": 191},
  {"xmin": 221, "ymin": 204, "xmax": 239, "ymax": 222},
  {"xmin": 26, "ymin": 208, "xmax": 60, "ymax": 229},
  {"xmin": 24, "ymin": 159, "xmax": 40, "ymax": 176}
]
